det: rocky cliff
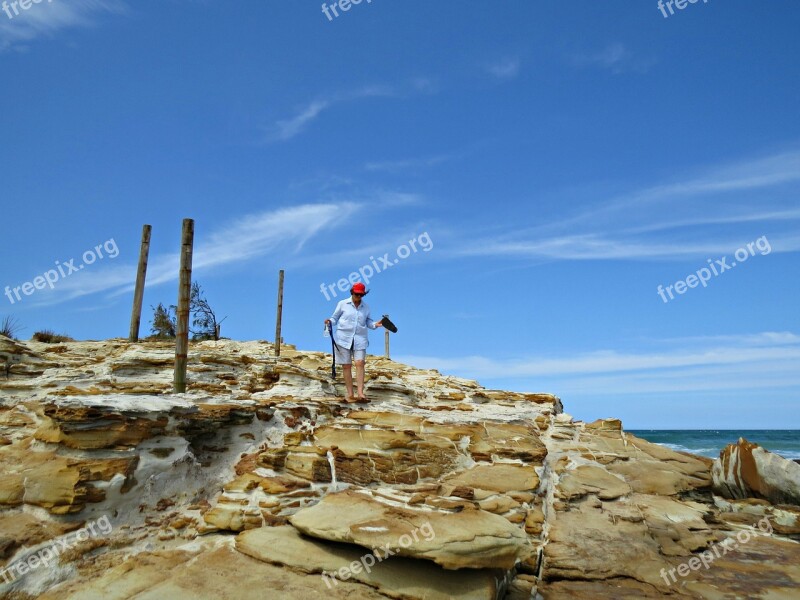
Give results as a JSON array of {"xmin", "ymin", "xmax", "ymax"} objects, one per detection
[{"xmin": 0, "ymin": 336, "xmax": 798, "ymax": 599}]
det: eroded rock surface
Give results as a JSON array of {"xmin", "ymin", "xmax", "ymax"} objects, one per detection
[
  {"xmin": 289, "ymin": 488, "xmax": 530, "ymax": 570},
  {"xmin": 237, "ymin": 526, "xmax": 506, "ymax": 600},
  {"xmin": 713, "ymin": 437, "xmax": 800, "ymax": 506},
  {"xmin": 0, "ymin": 336, "xmax": 798, "ymax": 599}
]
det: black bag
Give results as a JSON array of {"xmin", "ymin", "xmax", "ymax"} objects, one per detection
[{"xmin": 381, "ymin": 315, "xmax": 398, "ymax": 333}]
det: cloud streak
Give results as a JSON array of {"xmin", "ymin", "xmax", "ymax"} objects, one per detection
[
  {"xmin": 29, "ymin": 202, "xmax": 361, "ymax": 306},
  {"xmin": 483, "ymin": 57, "xmax": 520, "ymax": 80},
  {"xmin": 397, "ymin": 331, "xmax": 800, "ymax": 395},
  {"xmin": 364, "ymin": 154, "xmax": 455, "ymax": 173},
  {"xmin": 264, "ymin": 84, "xmax": 399, "ymax": 142},
  {"xmin": 263, "ymin": 78, "xmax": 440, "ymax": 142},
  {"xmin": 449, "ymin": 148, "xmax": 800, "ymax": 261},
  {"xmin": 0, "ymin": 0, "xmax": 126, "ymax": 52},
  {"xmin": 270, "ymin": 101, "xmax": 330, "ymax": 142},
  {"xmin": 571, "ymin": 42, "xmax": 655, "ymax": 74}
]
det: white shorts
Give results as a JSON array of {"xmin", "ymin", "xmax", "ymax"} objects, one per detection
[{"xmin": 334, "ymin": 342, "xmax": 366, "ymax": 365}]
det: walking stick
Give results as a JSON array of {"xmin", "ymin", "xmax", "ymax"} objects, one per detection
[{"xmin": 327, "ymin": 322, "xmax": 336, "ymax": 380}]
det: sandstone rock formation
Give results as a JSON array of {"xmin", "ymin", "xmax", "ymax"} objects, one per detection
[
  {"xmin": 288, "ymin": 488, "xmax": 531, "ymax": 570},
  {"xmin": 0, "ymin": 335, "xmax": 798, "ymax": 599},
  {"xmin": 713, "ymin": 437, "xmax": 800, "ymax": 506}
]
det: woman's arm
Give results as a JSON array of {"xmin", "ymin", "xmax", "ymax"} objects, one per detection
[
  {"xmin": 366, "ymin": 309, "xmax": 383, "ymax": 330},
  {"xmin": 327, "ymin": 302, "xmax": 343, "ymax": 327}
]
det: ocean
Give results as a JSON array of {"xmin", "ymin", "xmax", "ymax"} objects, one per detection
[{"xmin": 629, "ymin": 430, "xmax": 800, "ymax": 460}]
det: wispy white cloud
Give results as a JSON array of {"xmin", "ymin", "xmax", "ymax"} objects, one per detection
[
  {"xmin": 620, "ymin": 208, "xmax": 800, "ymax": 236},
  {"xmin": 189, "ymin": 202, "xmax": 360, "ymax": 270},
  {"xmin": 269, "ymin": 101, "xmax": 330, "ymax": 142},
  {"xmin": 0, "ymin": 0, "xmax": 126, "ymax": 52},
  {"xmin": 657, "ymin": 331, "xmax": 800, "ymax": 347},
  {"xmin": 29, "ymin": 202, "xmax": 361, "ymax": 306},
  {"xmin": 455, "ymin": 232, "xmax": 800, "ymax": 261},
  {"xmin": 577, "ymin": 42, "xmax": 627, "ymax": 68},
  {"xmin": 396, "ymin": 331, "xmax": 800, "ymax": 395},
  {"xmin": 533, "ymin": 150, "xmax": 800, "ymax": 238},
  {"xmin": 287, "ymin": 208, "xmax": 432, "ymax": 272},
  {"xmin": 483, "ymin": 57, "xmax": 520, "ymax": 80},
  {"xmin": 401, "ymin": 346, "xmax": 800, "ymax": 378},
  {"xmin": 264, "ymin": 83, "xmax": 412, "ymax": 142},
  {"xmin": 370, "ymin": 190, "xmax": 424, "ymax": 206},
  {"xmin": 571, "ymin": 42, "xmax": 655, "ymax": 74},
  {"xmin": 448, "ymin": 148, "xmax": 800, "ymax": 261},
  {"xmin": 410, "ymin": 77, "xmax": 439, "ymax": 94},
  {"xmin": 364, "ymin": 154, "xmax": 454, "ymax": 173},
  {"xmin": 623, "ymin": 150, "xmax": 800, "ymax": 207},
  {"xmin": 546, "ymin": 359, "xmax": 800, "ymax": 396}
]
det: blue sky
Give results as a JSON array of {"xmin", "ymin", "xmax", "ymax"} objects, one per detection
[{"xmin": 1, "ymin": 0, "xmax": 799, "ymax": 428}]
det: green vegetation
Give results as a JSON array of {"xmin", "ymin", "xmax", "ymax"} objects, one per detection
[{"xmin": 148, "ymin": 283, "xmax": 226, "ymax": 341}]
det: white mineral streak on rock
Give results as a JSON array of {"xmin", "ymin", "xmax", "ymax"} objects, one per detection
[
  {"xmin": 1, "ymin": 337, "xmax": 799, "ymax": 600},
  {"xmin": 713, "ymin": 437, "xmax": 800, "ymax": 505},
  {"xmin": 326, "ymin": 450, "xmax": 339, "ymax": 492}
]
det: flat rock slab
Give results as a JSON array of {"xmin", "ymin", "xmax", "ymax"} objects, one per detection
[
  {"xmin": 557, "ymin": 465, "xmax": 631, "ymax": 500},
  {"xmin": 237, "ymin": 525, "xmax": 506, "ymax": 600},
  {"xmin": 669, "ymin": 533, "xmax": 800, "ymax": 599},
  {"xmin": 444, "ymin": 463, "xmax": 540, "ymax": 494},
  {"xmin": 543, "ymin": 498, "xmax": 672, "ymax": 592},
  {"xmin": 39, "ymin": 543, "xmax": 390, "ymax": 600},
  {"xmin": 289, "ymin": 488, "xmax": 530, "ymax": 570},
  {"xmin": 538, "ymin": 578, "xmax": 668, "ymax": 599}
]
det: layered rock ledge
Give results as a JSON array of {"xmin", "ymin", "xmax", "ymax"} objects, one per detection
[{"xmin": 0, "ymin": 336, "xmax": 798, "ymax": 599}]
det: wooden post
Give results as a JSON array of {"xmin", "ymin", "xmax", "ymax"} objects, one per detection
[
  {"xmin": 384, "ymin": 314, "xmax": 390, "ymax": 358},
  {"xmin": 275, "ymin": 270, "xmax": 284, "ymax": 356},
  {"xmin": 174, "ymin": 219, "xmax": 194, "ymax": 393},
  {"xmin": 128, "ymin": 224, "xmax": 152, "ymax": 342}
]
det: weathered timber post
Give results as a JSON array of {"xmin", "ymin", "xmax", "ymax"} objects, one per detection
[
  {"xmin": 174, "ymin": 219, "xmax": 194, "ymax": 393},
  {"xmin": 275, "ymin": 270, "xmax": 284, "ymax": 356},
  {"xmin": 384, "ymin": 314, "xmax": 390, "ymax": 358},
  {"xmin": 128, "ymin": 224, "xmax": 152, "ymax": 342}
]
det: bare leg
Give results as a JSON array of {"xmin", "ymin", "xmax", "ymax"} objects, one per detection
[
  {"xmin": 342, "ymin": 364, "xmax": 354, "ymax": 399},
  {"xmin": 355, "ymin": 360, "xmax": 365, "ymax": 398}
]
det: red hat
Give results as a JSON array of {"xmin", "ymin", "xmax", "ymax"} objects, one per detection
[{"xmin": 351, "ymin": 282, "xmax": 368, "ymax": 295}]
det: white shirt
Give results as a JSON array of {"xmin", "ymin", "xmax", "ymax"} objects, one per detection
[{"xmin": 329, "ymin": 298, "xmax": 377, "ymax": 351}]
